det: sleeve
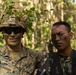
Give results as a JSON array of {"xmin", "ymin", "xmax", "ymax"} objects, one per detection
[{"xmin": 35, "ymin": 51, "xmax": 44, "ymax": 69}]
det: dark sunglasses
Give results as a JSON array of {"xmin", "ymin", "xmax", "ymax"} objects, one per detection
[{"xmin": 2, "ymin": 27, "xmax": 24, "ymax": 34}]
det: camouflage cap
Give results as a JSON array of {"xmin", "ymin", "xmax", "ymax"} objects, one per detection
[{"xmin": 0, "ymin": 15, "xmax": 27, "ymax": 32}]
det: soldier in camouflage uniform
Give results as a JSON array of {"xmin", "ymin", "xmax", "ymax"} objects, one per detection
[
  {"xmin": 36, "ymin": 21, "xmax": 76, "ymax": 75},
  {"xmin": 0, "ymin": 15, "xmax": 43, "ymax": 75}
]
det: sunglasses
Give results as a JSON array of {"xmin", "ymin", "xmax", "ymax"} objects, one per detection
[{"xmin": 2, "ymin": 27, "xmax": 24, "ymax": 34}]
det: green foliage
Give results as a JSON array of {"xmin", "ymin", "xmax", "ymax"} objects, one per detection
[
  {"xmin": 0, "ymin": 33, "xmax": 4, "ymax": 46},
  {"xmin": 57, "ymin": 0, "xmax": 62, "ymax": 3},
  {"xmin": 71, "ymin": 40, "xmax": 76, "ymax": 49},
  {"xmin": 21, "ymin": 2, "xmax": 30, "ymax": 6},
  {"xmin": 0, "ymin": 0, "xmax": 76, "ymax": 50}
]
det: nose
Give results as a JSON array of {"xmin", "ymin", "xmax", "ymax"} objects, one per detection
[
  {"xmin": 55, "ymin": 35, "xmax": 60, "ymax": 41},
  {"xmin": 10, "ymin": 31, "xmax": 15, "ymax": 36}
]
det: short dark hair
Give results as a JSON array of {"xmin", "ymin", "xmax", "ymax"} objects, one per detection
[{"xmin": 52, "ymin": 21, "xmax": 71, "ymax": 32}]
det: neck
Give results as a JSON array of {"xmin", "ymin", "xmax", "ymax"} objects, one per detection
[
  {"xmin": 6, "ymin": 44, "xmax": 23, "ymax": 52},
  {"xmin": 58, "ymin": 46, "xmax": 72, "ymax": 56}
]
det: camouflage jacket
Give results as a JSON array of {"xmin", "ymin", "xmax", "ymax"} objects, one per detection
[
  {"xmin": 0, "ymin": 45, "xmax": 43, "ymax": 75},
  {"xmin": 36, "ymin": 50, "xmax": 76, "ymax": 75}
]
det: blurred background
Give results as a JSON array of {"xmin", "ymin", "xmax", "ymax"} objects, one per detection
[{"xmin": 0, "ymin": 0, "xmax": 76, "ymax": 53}]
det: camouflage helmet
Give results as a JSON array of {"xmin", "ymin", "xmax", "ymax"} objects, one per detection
[{"xmin": 0, "ymin": 15, "xmax": 27, "ymax": 32}]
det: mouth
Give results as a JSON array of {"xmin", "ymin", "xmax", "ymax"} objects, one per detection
[
  {"xmin": 8, "ymin": 38, "xmax": 17, "ymax": 41},
  {"xmin": 55, "ymin": 43, "xmax": 62, "ymax": 47}
]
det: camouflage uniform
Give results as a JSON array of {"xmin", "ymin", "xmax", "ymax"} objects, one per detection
[
  {"xmin": 0, "ymin": 45, "xmax": 43, "ymax": 75},
  {"xmin": 36, "ymin": 50, "xmax": 76, "ymax": 75},
  {"xmin": 0, "ymin": 15, "xmax": 43, "ymax": 75}
]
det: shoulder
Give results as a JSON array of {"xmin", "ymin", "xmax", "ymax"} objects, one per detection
[
  {"xmin": 41, "ymin": 52, "xmax": 57, "ymax": 66},
  {"xmin": 0, "ymin": 45, "xmax": 6, "ymax": 52},
  {"xmin": 0, "ymin": 45, "xmax": 7, "ymax": 56},
  {"xmin": 23, "ymin": 47, "xmax": 43, "ymax": 59},
  {"xmin": 0, "ymin": 45, "xmax": 6, "ymax": 49}
]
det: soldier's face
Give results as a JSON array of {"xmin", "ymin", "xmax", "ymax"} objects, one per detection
[
  {"xmin": 51, "ymin": 25, "xmax": 73, "ymax": 51},
  {"xmin": 2, "ymin": 27, "xmax": 24, "ymax": 46}
]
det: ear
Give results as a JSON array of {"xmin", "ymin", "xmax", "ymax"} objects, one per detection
[{"xmin": 69, "ymin": 32, "xmax": 73, "ymax": 39}]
